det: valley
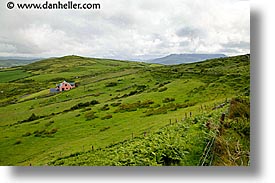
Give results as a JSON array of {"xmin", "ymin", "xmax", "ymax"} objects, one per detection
[{"xmin": 0, "ymin": 54, "xmax": 250, "ymax": 166}]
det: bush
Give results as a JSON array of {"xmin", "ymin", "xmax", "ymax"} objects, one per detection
[
  {"xmin": 14, "ymin": 139, "xmax": 22, "ymax": 145},
  {"xmin": 136, "ymin": 85, "xmax": 147, "ymax": 91},
  {"xmin": 115, "ymin": 100, "xmax": 154, "ymax": 113},
  {"xmin": 49, "ymin": 128, "xmax": 58, "ymax": 134},
  {"xmin": 162, "ymin": 97, "xmax": 175, "ymax": 103},
  {"xmin": 99, "ymin": 126, "xmax": 110, "ymax": 132},
  {"xmin": 28, "ymin": 113, "xmax": 39, "ymax": 121},
  {"xmin": 85, "ymin": 111, "xmax": 98, "ymax": 120},
  {"xmin": 105, "ymin": 82, "xmax": 117, "ymax": 87},
  {"xmin": 33, "ymin": 128, "xmax": 58, "ymax": 137},
  {"xmin": 70, "ymin": 100, "xmax": 100, "ymax": 111},
  {"xmin": 100, "ymin": 104, "xmax": 110, "ymax": 111},
  {"xmin": 18, "ymin": 113, "xmax": 40, "ymax": 124},
  {"xmin": 22, "ymin": 132, "xmax": 31, "ymax": 137},
  {"xmin": 81, "ymin": 107, "xmax": 91, "ymax": 112},
  {"xmin": 158, "ymin": 87, "xmax": 168, "ymax": 92},
  {"xmin": 111, "ymin": 102, "xmax": 121, "ymax": 107},
  {"xmin": 101, "ymin": 114, "xmax": 113, "ymax": 120},
  {"xmin": 34, "ymin": 130, "xmax": 46, "ymax": 137},
  {"xmin": 228, "ymin": 97, "xmax": 250, "ymax": 119},
  {"xmin": 144, "ymin": 102, "xmax": 196, "ymax": 116},
  {"xmin": 45, "ymin": 120, "xmax": 54, "ymax": 127},
  {"xmin": 90, "ymin": 100, "xmax": 100, "ymax": 105}
]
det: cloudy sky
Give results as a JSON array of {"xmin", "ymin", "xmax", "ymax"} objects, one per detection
[{"xmin": 0, "ymin": 0, "xmax": 250, "ymax": 60}]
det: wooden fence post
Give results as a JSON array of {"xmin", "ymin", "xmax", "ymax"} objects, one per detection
[{"xmin": 220, "ymin": 113, "xmax": 225, "ymax": 124}]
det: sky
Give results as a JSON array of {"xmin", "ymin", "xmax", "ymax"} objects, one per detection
[{"xmin": 0, "ymin": 0, "xmax": 250, "ymax": 60}]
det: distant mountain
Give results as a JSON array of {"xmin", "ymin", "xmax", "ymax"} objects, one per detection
[
  {"xmin": 148, "ymin": 54, "xmax": 227, "ymax": 65},
  {"xmin": 0, "ymin": 57, "xmax": 42, "ymax": 67}
]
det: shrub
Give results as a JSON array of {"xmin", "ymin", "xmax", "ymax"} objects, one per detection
[
  {"xmin": 228, "ymin": 97, "xmax": 250, "ymax": 119},
  {"xmin": 22, "ymin": 132, "xmax": 31, "ymax": 137},
  {"xmin": 158, "ymin": 81, "xmax": 171, "ymax": 87},
  {"xmin": 111, "ymin": 102, "xmax": 121, "ymax": 107},
  {"xmin": 115, "ymin": 100, "xmax": 154, "ymax": 113},
  {"xmin": 105, "ymin": 82, "xmax": 117, "ymax": 87},
  {"xmin": 136, "ymin": 85, "xmax": 147, "ymax": 91},
  {"xmin": 17, "ymin": 113, "xmax": 40, "ymax": 124},
  {"xmin": 14, "ymin": 139, "xmax": 22, "ymax": 145},
  {"xmin": 70, "ymin": 100, "xmax": 100, "ymax": 110},
  {"xmin": 144, "ymin": 102, "xmax": 195, "ymax": 117},
  {"xmin": 158, "ymin": 87, "xmax": 168, "ymax": 92},
  {"xmin": 34, "ymin": 130, "xmax": 46, "ymax": 137},
  {"xmin": 100, "ymin": 104, "xmax": 110, "ymax": 111},
  {"xmin": 45, "ymin": 120, "xmax": 54, "ymax": 127},
  {"xmin": 99, "ymin": 126, "xmax": 110, "ymax": 132},
  {"xmin": 33, "ymin": 128, "xmax": 58, "ymax": 137},
  {"xmin": 101, "ymin": 114, "xmax": 113, "ymax": 120},
  {"xmin": 85, "ymin": 111, "xmax": 98, "ymax": 120},
  {"xmin": 49, "ymin": 128, "xmax": 58, "ymax": 134},
  {"xmin": 162, "ymin": 97, "xmax": 175, "ymax": 103},
  {"xmin": 90, "ymin": 100, "xmax": 100, "ymax": 105},
  {"xmin": 28, "ymin": 113, "xmax": 39, "ymax": 121},
  {"xmin": 128, "ymin": 90, "xmax": 138, "ymax": 96}
]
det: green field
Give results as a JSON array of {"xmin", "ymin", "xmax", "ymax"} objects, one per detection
[
  {"xmin": 0, "ymin": 55, "xmax": 250, "ymax": 166},
  {"xmin": 0, "ymin": 69, "xmax": 31, "ymax": 83}
]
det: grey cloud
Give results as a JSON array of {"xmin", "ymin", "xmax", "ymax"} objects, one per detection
[
  {"xmin": 222, "ymin": 41, "xmax": 250, "ymax": 49},
  {"xmin": 179, "ymin": 41, "xmax": 190, "ymax": 47},
  {"xmin": 219, "ymin": 48, "xmax": 241, "ymax": 54},
  {"xmin": 0, "ymin": 0, "xmax": 250, "ymax": 58},
  {"xmin": 176, "ymin": 27, "xmax": 205, "ymax": 39},
  {"xmin": 0, "ymin": 41, "xmax": 40, "ymax": 54},
  {"xmin": 106, "ymin": 13, "xmax": 136, "ymax": 28}
]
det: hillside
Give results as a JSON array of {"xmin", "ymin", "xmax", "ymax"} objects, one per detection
[
  {"xmin": 0, "ymin": 54, "xmax": 250, "ymax": 166},
  {"xmin": 0, "ymin": 57, "xmax": 42, "ymax": 67},
  {"xmin": 148, "ymin": 53, "xmax": 227, "ymax": 65}
]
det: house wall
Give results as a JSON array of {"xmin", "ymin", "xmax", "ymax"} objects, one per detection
[{"xmin": 58, "ymin": 82, "xmax": 73, "ymax": 91}]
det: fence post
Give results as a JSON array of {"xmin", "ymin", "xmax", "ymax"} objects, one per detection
[{"xmin": 220, "ymin": 113, "xmax": 225, "ymax": 125}]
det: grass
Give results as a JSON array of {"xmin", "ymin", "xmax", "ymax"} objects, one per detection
[
  {"xmin": 0, "ymin": 54, "xmax": 250, "ymax": 166},
  {"xmin": 0, "ymin": 69, "xmax": 31, "ymax": 83}
]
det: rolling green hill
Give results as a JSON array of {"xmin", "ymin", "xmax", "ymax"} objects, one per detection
[
  {"xmin": 0, "ymin": 54, "xmax": 250, "ymax": 166},
  {"xmin": 0, "ymin": 57, "xmax": 41, "ymax": 67}
]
